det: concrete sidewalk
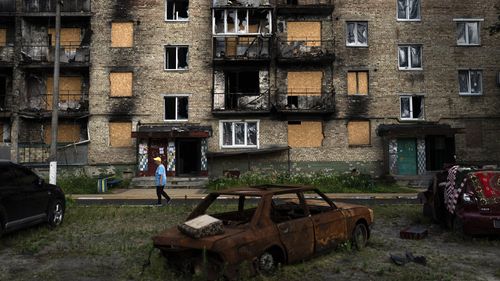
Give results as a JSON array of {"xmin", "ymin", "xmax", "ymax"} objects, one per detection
[{"xmin": 69, "ymin": 188, "xmax": 418, "ymax": 201}]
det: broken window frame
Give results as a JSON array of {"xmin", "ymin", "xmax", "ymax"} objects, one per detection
[
  {"xmin": 458, "ymin": 69, "xmax": 482, "ymax": 95},
  {"xmin": 212, "ymin": 9, "xmax": 272, "ymax": 35},
  {"xmin": 397, "ymin": 0, "xmax": 421, "ymax": 21},
  {"xmin": 165, "ymin": 0, "xmax": 189, "ymax": 21},
  {"xmin": 164, "ymin": 45, "xmax": 189, "ymax": 71},
  {"xmin": 454, "ymin": 19, "xmax": 482, "ymax": 46},
  {"xmin": 399, "ymin": 95, "xmax": 424, "ymax": 120},
  {"xmin": 164, "ymin": 95, "xmax": 189, "ymax": 121},
  {"xmin": 220, "ymin": 120, "xmax": 259, "ymax": 148},
  {"xmin": 398, "ymin": 45, "xmax": 422, "ymax": 70},
  {"xmin": 346, "ymin": 21, "xmax": 368, "ymax": 47}
]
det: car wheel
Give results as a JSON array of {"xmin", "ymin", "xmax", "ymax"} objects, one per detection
[
  {"xmin": 47, "ymin": 200, "xmax": 64, "ymax": 228},
  {"xmin": 352, "ymin": 223, "xmax": 368, "ymax": 250},
  {"xmin": 257, "ymin": 251, "xmax": 277, "ymax": 274}
]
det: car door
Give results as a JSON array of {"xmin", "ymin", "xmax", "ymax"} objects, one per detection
[
  {"xmin": 271, "ymin": 193, "xmax": 314, "ymax": 263},
  {"xmin": 0, "ymin": 164, "xmax": 26, "ymax": 224},
  {"xmin": 12, "ymin": 165, "xmax": 49, "ymax": 219},
  {"xmin": 305, "ymin": 190, "xmax": 347, "ymax": 253}
]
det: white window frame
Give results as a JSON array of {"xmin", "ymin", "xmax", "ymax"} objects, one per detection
[
  {"xmin": 454, "ymin": 19, "xmax": 483, "ymax": 46},
  {"xmin": 212, "ymin": 9, "xmax": 272, "ymax": 35},
  {"xmin": 163, "ymin": 95, "xmax": 189, "ymax": 122},
  {"xmin": 219, "ymin": 120, "xmax": 259, "ymax": 148},
  {"xmin": 458, "ymin": 69, "xmax": 483, "ymax": 96},
  {"xmin": 346, "ymin": 21, "xmax": 368, "ymax": 47},
  {"xmin": 396, "ymin": 0, "xmax": 421, "ymax": 21},
  {"xmin": 398, "ymin": 44, "xmax": 422, "ymax": 70},
  {"xmin": 399, "ymin": 95, "xmax": 425, "ymax": 120},
  {"xmin": 165, "ymin": 0, "xmax": 189, "ymax": 22},
  {"xmin": 164, "ymin": 45, "xmax": 189, "ymax": 71}
]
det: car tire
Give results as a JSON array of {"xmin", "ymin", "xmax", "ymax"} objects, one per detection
[
  {"xmin": 47, "ymin": 200, "xmax": 64, "ymax": 228},
  {"xmin": 257, "ymin": 251, "xmax": 278, "ymax": 274},
  {"xmin": 352, "ymin": 223, "xmax": 368, "ymax": 250}
]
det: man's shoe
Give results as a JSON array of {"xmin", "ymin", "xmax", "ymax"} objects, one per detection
[{"xmin": 166, "ymin": 198, "xmax": 172, "ymax": 205}]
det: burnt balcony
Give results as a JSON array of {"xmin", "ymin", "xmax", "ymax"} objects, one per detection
[
  {"xmin": 212, "ymin": 90, "xmax": 270, "ymax": 116},
  {"xmin": 0, "ymin": 0, "xmax": 16, "ymax": 14},
  {"xmin": 212, "ymin": 0, "xmax": 270, "ymax": 8},
  {"xmin": 275, "ymin": 90, "xmax": 335, "ymax": 116},
  {"xmin": 0, "ymin": 45, "xmax": 14, "ymax": 64},
  {"xmin": 23, "ymin": 0, "xmax": 91, "ymax": 14},
  {"xmin": 21, "ymin": 43, "xmax": 90, "ymax": 66},
  {"xmin": 24, "ymin": 90, "xmax": 89, "ymax": 116},
  {"xmin": 277, "ymin": 39, "xmax": 335, "ymax": 64},
  {"xmin": 213, "ymin": 36, "xmax": 271, "ymax": 64},
  {"xmin": 276, "ymin": 0, "xmax": 334, "ymax": 14}
]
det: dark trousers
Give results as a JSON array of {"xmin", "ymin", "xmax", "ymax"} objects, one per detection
[{"xmin": 156, "ymin": 185, "xmax": 170, "ymax": 204}]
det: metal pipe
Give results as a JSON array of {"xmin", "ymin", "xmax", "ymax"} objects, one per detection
[{"xmin": 50, "ymin": 0, "xmax": 61, "ymax": 161}]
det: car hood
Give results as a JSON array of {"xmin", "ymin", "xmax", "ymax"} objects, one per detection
[{"xmin": 152, "ymin": 226, "xmax": 247, "ymax": 251}]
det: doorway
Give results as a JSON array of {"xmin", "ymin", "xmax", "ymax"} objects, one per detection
[
  {"xmin": 425, "ymin": 136, "xmax": 455, "ymax": 171},
  {"xmin": 146, "ymin": 139, "xmax": 169, "ymax": 177},
  {"xmin": 176, "ymin": 139, "xmax": 201, "ymax": 176},
  {"xmin": 397, "ymin": 138, "xmax": 417, "ymax": 175}
]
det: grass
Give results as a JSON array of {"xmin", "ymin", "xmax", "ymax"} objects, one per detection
[{"xmin": 57, "ymin": 176, "xmax": 130, "ymax": 194}]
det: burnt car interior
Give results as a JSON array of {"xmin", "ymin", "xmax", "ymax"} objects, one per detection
[{"xmin": 204, "ymin": 195, "xmax": 259, "ymax": 227}]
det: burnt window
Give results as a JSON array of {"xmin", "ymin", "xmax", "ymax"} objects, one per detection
[
  {"xmin": 227, "ymin": 71, "xmax": 259, "ymax": 94},
  {"xmin": 165, "ymin": 0, "xmax": 189, "ymax": 21},
  {"xmin": 165, "ymin": 46, "xmax": 188, "ymax": 70},
  {"xmin": 400, "ymin": 95, "xmax": 424, "ymax": 120},
  {"xmin": 221, "ymin": 121, "xmax": 258, "ymax": 148},
  {"xmin": 164, "ymin": 96, "xmax": 188, "ymax": 121}
]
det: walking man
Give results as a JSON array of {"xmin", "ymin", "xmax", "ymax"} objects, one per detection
[{"xmin": 154, "ymin": 157, "xmax": 171, "ymax": 206}]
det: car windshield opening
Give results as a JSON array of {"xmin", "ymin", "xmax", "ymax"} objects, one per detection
[{"xmin": 203, "ymin": 195, "xmax": 261, "ymax": 227}]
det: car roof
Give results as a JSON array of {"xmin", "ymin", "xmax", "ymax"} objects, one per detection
[{"xmin": 210, "ymin": 184, "xmax": 317, "ymax": 196}]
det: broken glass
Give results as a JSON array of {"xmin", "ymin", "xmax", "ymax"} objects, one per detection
[
  {"xmin": 214, "ymin": 10, "xmax": 224, "ymax": 34},
  {"xmin": 458, "ymin": 70, "xmax": 469, "ymax": 93},
  {"xmin": 238, "ymin": 10, "xmax": 247, "ymax": 33},
  {"xmin": 165, "ymin": 47, "xmax": 176, "ymax": 69},
  {"xmin": 235, "ymin": 123, "xmax": 245, "ymax": 145},
  {"xmin": 178, "ymin": 47, "xmax": 188, "ymax": 69},
  {"xmin": 178, "ymin": 97, "xmax": 188, "ymax": 119},
  {"xmin": 412, "ymin": 96, "xmax": 423, "ymax": 119},
  {"xmin": 227, "ymin": 10, "xmax": 237, "ymax": 33},
  {"xmin": 223, "ymin": 122, "xmax": 233, "ymax": 145},
  {"xmin": 164, "ymin": 97, "xmax": 176, "ymax": 120},
  {"xmin": 247, "ymin": 122, "xmax": 257, "ymax": 145}
]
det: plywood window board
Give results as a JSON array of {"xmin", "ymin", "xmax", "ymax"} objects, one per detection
[
  {"xmin": 48, "ymin": 28, "xmax": 81, "ymax": 49},
  {"xmin": 348, "ymin": 121, "xmax": 370, "ymax": 146},
  {"xmin": 46, "ymin": 76, "xmax": 82, "ymax": 109},
  {"xmin": 347, "ymin": 71, "xmax": 368, "ymax": 95},
  {"xmin": 287, "ymin": 71, "xmax": 322, "ymax": 96},
  {"xmin": 0, "ymin": 29, "xmax": 7, "ymax": 46},
  {"xmin": 288, "ymin": 121, "xmax": 323, "ymax": 147},
  {"xmin": 111, "ymin": 22, "xmax": 134, "ymax": 48},
  {"xmin": 110, "ymin": 72, "xmax": 133, "ymax": 97},
  {"xmin": 109, "ymin": 122, "xmax": 133, "ymax": 147},
  {"xmin": 44, "ymin": 124, "xmax": 81, "ymax": 144},
  {"xmin": 287, "ymin": 21, "xmax": 321, "ymax": 47}
]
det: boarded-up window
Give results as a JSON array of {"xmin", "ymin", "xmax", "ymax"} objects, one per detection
[
  {"xmin": 347, "ymin": 71, "xmax": 368, "ymax": 95},
  {"xmin": 348, "ymin": 121, "xmax": 370, "ymax": 146},
  {"xmin": 287, "ymin": 72, "xmax": 322, "ymax": 96},
  {"xmin": 111, "ymin": 22, "xmax": 134, "ymax": 48},
  {"xmin": 48, "ymin": 28, "xmax": 81, "ymax": 49},
  {"xmin": 110, "ymin": 72, "xmax": 133, "ymax": 97},
  {"xmin": 46, "ymin": 76, "xmax": 82, "ymax": 109},
  {"xmin": 0, "ymin": 29, "xmax": 6, "ymax": 46},
  {"xmin": 287, "ymin": 21, "xmax": 321, "ymax": 46},
  {"xmin": 44, "ymin": 124, "xmax": 80, "ymax": 144},
  {"xmin": 109, "ymin": 122, "xmax": 133, "ymax": 147},
  {"xmin": 466, "ymin": 121, "xmax": 482, "ymax": 148},
  {"xmin": 288, "ymin": 121, "xmax": 323, "ymax": 147}
]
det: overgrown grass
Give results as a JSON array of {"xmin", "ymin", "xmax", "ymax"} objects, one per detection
[
  {"xmin": 57, "ymin": 176, "xmax": 130, "ymax": 194},
  {"xmin": 207, "ymin": 171, "xmax": 416, "ymax": 193}
]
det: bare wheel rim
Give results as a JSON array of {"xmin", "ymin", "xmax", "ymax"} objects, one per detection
[
  {"xmin": 354, "ymin": 224, "xmax": 367, "ymax": 249},
  {"xmin": 52, "ymin": 203, "xmax": 63, "ymax": 225},
  {"xmin": 259, "ymin": 252, "xmax": 275, "ymax": 272}
]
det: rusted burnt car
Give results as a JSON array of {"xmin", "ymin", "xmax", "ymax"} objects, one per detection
[
  {"xmin": 152, "ymin": 185, "xmax": 373, "ymax": 279},
  {"xmin": 420, "ymin": 165, "xmax": 500, "ymax": 235}
]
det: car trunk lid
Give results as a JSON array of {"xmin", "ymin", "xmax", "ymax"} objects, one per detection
[{"xmin": 152, "ymin": 227, "xmax": 246, "ymax": 250}]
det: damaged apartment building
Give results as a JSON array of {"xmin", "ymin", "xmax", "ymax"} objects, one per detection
[{"xmin": 1, "ymin": 0, "xmax": 499, "ymax": 181}]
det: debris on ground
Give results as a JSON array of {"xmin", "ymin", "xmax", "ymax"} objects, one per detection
[
  {"xmin": 390, "ymin": 251, "xmax": 427, "ymax": 266},
  {"xmin": 400, "ymin": 225, "xmax": 428, "ymax": 240}
]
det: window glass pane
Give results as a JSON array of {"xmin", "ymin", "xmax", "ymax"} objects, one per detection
[
  {"xmin": 178, "ymin": 47, "xmax": 188, "ymax": 69},
  {"xmin": 235, "ymin": 123, "xmax": 245, "ymax": 145},
  {"xmin": 357, "ymin": 22, "xmax": 367, "ymax": 44},
  {"xmin": 470, "ymin": 71, "xmax": 482, "ymax": 94},
  {"xmin": 223, "ymin": 122, "xmax": 233, "ymax": 145},
  {"xmin": 457, "ymin": 22, "xmax": 466, "ymax": 44},
  {"xmin": 165, "ymin": 97, "xmax": 176, "ymax": 119},
  {"xmin": 397, "ymin": 0, "xmax": 407, "ymax": 19},
  {"xmin": 177, "ymin": 97, "xmax": 188, "ymax": 119},
  {"xmin": 13, "ymin": 167, "xmax": 38, "ymax": 186},
  {"xmin": 346, "ymin": 22, "xmax": 355, "ymax": 44},
  {"xmin": 410, "ymin": 46, "xmax": 421, "ymax": 68},
  {"xmin": 458, "ymin": 71, "xmax": 469, "ymax": 93},
  {"xmin": 399, "ymin": 46, "xmax": 408, "ymax": 68},
  {"xmin": 401, "ymin": 97, "xmax": 410, "ymax": 118},
  {"xmin": 409, "ymin": 0, "xmax": 420, "ymax": 19},
  {"xmin": 467, "ymin": 22, "xmax": 479, "ymax": 44},
  {"xmin": 412, "ymin": 96, "xmax": 423, "ymax": 119},
  {"xmin": 247, "ymin": 122, "xmax": 257, "ymax": 145}
]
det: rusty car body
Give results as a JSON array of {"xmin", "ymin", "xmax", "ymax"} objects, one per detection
[
  {"xmin": 420, "ymin": 166, "xmax": 500, "ymax": 235},
  {"xmin": 152, "ymin": 185, "xmax": 374, "ymax": 278}
]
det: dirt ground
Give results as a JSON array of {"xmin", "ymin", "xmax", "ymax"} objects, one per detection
[{"xmin": 0, "ymin": 204, "xmax": 499, "ymax": 281}]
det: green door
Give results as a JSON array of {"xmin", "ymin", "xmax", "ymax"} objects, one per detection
[{"xmin": 397, "ymin": 139, "xmax": 417, "ymax": 175}]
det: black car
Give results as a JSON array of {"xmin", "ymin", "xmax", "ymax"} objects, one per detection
[{"xmin": 0, "ymin": 160, "xmax": 65, "ymax": 236}]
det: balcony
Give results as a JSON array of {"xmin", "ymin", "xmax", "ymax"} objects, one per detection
[
  {"xmin": 213, "ymin": 36, "xmax": 271, "ymax": 64},
  {"xmin": 213, "ymin": 91, "xmax": 270, "ymax": 115},
  {"xmin": 0, "ymin": 0, "xmax": 16, "ymax": 14},
  {"xmin": 275, "ymin": 90, "xmax": 335, "ymax": 116},
  {"xmin": 276, "ymin": 0, "xmax": 334, "ymax": 14},
  {"xmin": 0, "ymin": 45, "xmax": 14, "ymax": 64},
  {"xmin": 277, "ymin": 39, "xmax": 335, "ymax": 63},
  {"xmin": 212, "ymin": 0, "xmax": 270, "ymax": 8},
  {"xmin": 21, "ymin": 43, "xmax": 90, "ymax": 66},
  {"xmin": 23, "ymin": 0, "xmax": 91, "ymax": 14}
]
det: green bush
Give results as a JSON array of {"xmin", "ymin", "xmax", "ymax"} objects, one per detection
[{"xmin": 57, "ymin": 176, "xmax": 130, "ymax": 194}]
